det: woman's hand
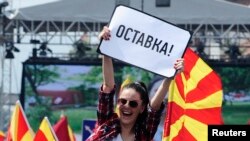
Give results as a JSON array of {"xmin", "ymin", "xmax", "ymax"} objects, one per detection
[
  {"xmin": 98, "ymin": 26, "xmax": 111, "ymax": 40},
  {"xmin": 174, "ymin": 58, "xmax": 184, "ymax": 74}
]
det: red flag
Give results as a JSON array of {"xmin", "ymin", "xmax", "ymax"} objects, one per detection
[
  {"xmin": 34, "ymin": 117, "xmax": 58, "ymax": 141},
  {"xmin": 0, "ymin": 130, "xmax": 5, "ymax": 141},
  {"xmin": 163, "ymin": 48, "xmax": 224, "ymax": 141},
  {"xmin": 53, "ymin": 115, "xmax": 76, "ymax": 141},
  {"xmin": 6, "ymin": 100, "xmax": 34, "ymax": 141},
  {"xmin": 68, "ymin": 124, "xmax": 76, "ymax": 141}
]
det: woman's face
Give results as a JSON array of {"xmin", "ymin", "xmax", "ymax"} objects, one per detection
[{"xmin": 118, "ymin": 88, "xmax": 145, "ymax": 126}]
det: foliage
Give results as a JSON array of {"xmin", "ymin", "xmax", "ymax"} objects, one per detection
[
  {"xmin": 67, "ymin": 66, "xmax": 102, "ymax": 106},
  {"xmin": 26, "ymin": 65, "xmax": 60, "ymax": 87},
  {"xmin": 214, "ymin": 67, "xmax": 250, "ymax": 93},
  {"xmin": 25, "ymin": 65, "xmax": 60, "ymax": 104},
  {"xmin": 26, "ymin": 104, "xmax": 56, "ymax": 132},
  {"xmin": 24, "ymin": 65, "xmax": 61, "ymax": 131},
  {"xmin": 80, "ymin": 66, "xmax": 103, "ymax": 85},
  {"xmin": 118, "ymin": 66, "xmax": 155, "ymax": 86},
  {"xmin": 222, "ymin": 102, "xmax": 250, "ymax": 125}
]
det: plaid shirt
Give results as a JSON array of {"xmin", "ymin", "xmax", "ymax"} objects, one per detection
[{"xmin": 86, "ymin": 85, "xmax": 164, "ymax": 141}]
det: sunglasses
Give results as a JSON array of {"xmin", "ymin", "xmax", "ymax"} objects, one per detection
[{"xmin": 118, "ymin": 98, "xmax": 139, "ymax": 108}]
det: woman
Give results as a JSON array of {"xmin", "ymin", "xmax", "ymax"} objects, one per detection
[{"xmin": 86, "ymin": 26, "xmax": 184, "ymax": 141}]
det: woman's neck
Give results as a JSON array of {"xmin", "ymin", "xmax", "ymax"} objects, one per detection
[{"xmin": 120, "ymin": 124, "xmax": 135, "ymax": 141}]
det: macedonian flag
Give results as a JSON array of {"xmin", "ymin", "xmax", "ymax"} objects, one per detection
[
  {"xmin": 68, "ymin": 124, "xmax": 76, "ymax": 141},
  {"xmin": 6, "ymin": 100, "xmax": 34, "ymax": 141},
  {"xmin": 53, "ymin": 115, "xmax": 76, "ymax": 141},
  {"xmin": 0, "ymin": 130, "xmax": 5, "ymax": 141},
  {"xmin": 34, "ymin": 117, "xmax": 58, "ymax": 141},
  {"xmin": 163, "ymin": 48, "xmax": 224, "ymax": 141}
]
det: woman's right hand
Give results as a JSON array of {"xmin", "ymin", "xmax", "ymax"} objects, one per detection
[{"xmin": 98, "ymin": 26, "xmax": 111, "ymax": 40}]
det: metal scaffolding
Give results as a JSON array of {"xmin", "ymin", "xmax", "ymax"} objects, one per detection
[
  {"xmin": 3, "ymin": 18, "xmax": 250, "ymax": 61},
  {"xmin": 1, "ymin": 0, "xmax": 250, "ymax": 132}
]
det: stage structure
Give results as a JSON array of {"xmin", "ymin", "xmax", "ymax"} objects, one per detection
[
  {"xmin": 3, "ymin": 0, "xmax": 250, "ymax": 65},
  {"xmin": 0, "ymin": 0, "xmax": 17, "ymax": 131}
]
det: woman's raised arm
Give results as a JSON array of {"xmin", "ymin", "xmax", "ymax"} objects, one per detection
[
  {"xmin": 99, "ymin": 26, "xmax": 115, "ymax": 93},
  {"xmin": 150, "ymin": 58, "xmax": 184, "ymax": 110}
]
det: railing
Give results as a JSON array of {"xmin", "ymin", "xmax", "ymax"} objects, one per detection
[{"xmin": 25, "ymin": 45, "xmax": 250, "ymax": 67}]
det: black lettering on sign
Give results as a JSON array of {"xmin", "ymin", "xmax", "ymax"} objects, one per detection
[{"xmin": 115, "ymin": 25, "xmax": 175, "ymax": 56}]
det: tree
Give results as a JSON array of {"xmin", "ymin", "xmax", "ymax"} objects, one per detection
[
  {"xmin": 24, "ymin": 65, "xmax": 60, "ymax": 131},
  {"xmin": 214, "ymin": 67, "xmax": 250, "ymax": 93}
]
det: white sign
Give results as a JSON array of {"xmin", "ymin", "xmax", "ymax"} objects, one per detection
[{"xmin": 98, "ymin": 5, "xmax": 191, "ymax": 77}]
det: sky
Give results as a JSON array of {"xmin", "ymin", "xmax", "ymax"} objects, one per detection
[
  {"xmin": 10, "ymin": 0, "xmax": 59, "ymax": 9},
  {"xmin": 1, "ymin": 0, "xmax": 74, "ymax": 94}
]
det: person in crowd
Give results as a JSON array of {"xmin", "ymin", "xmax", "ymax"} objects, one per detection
[
  {"xmin": 148, "ymin": 76, "xmax": 168, "ymax": 141},
  {"xmin": 86, "ymin": 26, "xmax": 184, "ymax": 141}
]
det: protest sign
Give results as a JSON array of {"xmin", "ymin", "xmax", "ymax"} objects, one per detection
[{"xmin": 98, "ymin": 5, "xmax": 191, "ymax": 77}]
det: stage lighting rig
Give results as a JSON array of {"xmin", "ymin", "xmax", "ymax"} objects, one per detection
[
  {"xmin": 5, "ymin": 41, "xmax": 20, "ymax": 59},
  {"xmin": 0, "ymin": 1, "xmax": 8, "ymax": 15},
  {"xmin": 37, "ymin": 42, "xmax": 53, "ymax": 57}
]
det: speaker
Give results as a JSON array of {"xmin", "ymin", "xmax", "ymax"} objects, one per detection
[
  {"xmin": 156, "ymin": 0, "xmax": 170, "ymax": 7},
  {"xmin": 116, "ymin": 0, "xmax": 130, "ymax": 6}
]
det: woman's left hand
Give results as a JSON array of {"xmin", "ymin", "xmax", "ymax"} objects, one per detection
[{"xmin": 174, "ymin": 58, "xmax": 184, "ymax": 74}]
